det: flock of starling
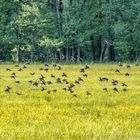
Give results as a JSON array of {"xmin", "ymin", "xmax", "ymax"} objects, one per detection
[{"xmin": 0, "ymin": 62, "xmax": 139, "ymax": 97}]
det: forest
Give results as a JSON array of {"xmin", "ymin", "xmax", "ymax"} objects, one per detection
[{"xmin": 0, "ymin": 0, "xmax": 140, "ymax": 63}]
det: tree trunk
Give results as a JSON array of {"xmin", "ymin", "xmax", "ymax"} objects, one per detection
[{"xmin": 96, "ymin": 36, "xmax": 102, "ymax": 61}]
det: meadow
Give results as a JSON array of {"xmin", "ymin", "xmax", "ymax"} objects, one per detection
[{"xmin": 0, "ymin": 63, "xmax": 139, "ymax": 140}]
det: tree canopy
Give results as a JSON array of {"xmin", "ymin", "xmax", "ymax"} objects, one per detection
[{"xmin": 0, "ymin": 0, "xmax": 140, "ymax": 62}]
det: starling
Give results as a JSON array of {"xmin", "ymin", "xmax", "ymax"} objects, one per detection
[
  {"xmin": 80, "ymin": 68, "xmax": 85, "ymax": 73},
  {"xmin": 121, "ymin": 83, "xmax": 127, "ymax": 87},
  {"xmin": 5, "ymin": 86, "xmax": 11, "ymax": 93},
  {"xmin": 62, "ymin": 88, "xmax": 67, "ymax": 91},
  {"xmin": 113, "ymin": 87, "xmax": 119, "ymax": 92},
  {"xmin": 15, "ymin": 65, "xmax": 19, "ymax": 67},
  {"xmin": 123, "ymin": 88, "xmax": 127, "ymax": 92},
  {"xmin": 30, "ymin": 72, "xmax": 35, "ymax": 76},
  {"xmin": 47, "ymin": 81, "xmax": 52, "ymax": 85},
  {"xmin": 125, "ymin": 73, "xmax": 129, "ymax": 76},
  {"xmin": 6, "ymin": 68, "xmax": 11, "ymax": 71},
  {"xmin": 83, "ymin": 74, "xmax": 88, "ymax": 77},
  {"xmin": 15, "ymin": 81, "xmax": 20, "ymax": 84},
  {"xmin": 18, "ymin": 68, "xmax": 22, "ymax": 71},
  {"xmin": 78, "ymin": 77, "xmax": 83, "ymax": 82},
  {"xmin": 16, "ymin": 92, "xmax": 22, "ymax": 96},
  {"xmin": 84, "ymin": 64, "xmax": 90, "ymax": 69},
  {"xmin": 23, "ymin": 65, "xmax": 27, "ymax": 69},
  {"xmin": 86, "ymin": 91, "xmax": 92, "ymax": 95},
  {"xmin": 62, "ymin": 72, "xmax": 67, "ymax": 77},
  {"xmin": 33, "ymin": 82, "xmax": 39, "ymax": 87},
  {"xmin": 47, "ymin": 91, "xmax": 51, "ymax": 94},
  {"xmin": 118, "ymin": 62, "xmax": 123, "ymax": 67},
  {"xmin": 44, "ymin": 68, "xmax": 49, "ymax": 72},
  {"xmin": 52, "ymin": 64, "xmax": 57, "ymax": 68},
  {"xmin": 99, "ymin": 77, "xmax": 108, "ymax": 82},
  {"xmin": 50, "ymin": 74, "xmax": 55, "ymax": 78},
  {"xmin": 39, "ymin": 68, "xmax": 44, "ymax": 71},
  {"xmin": 10, "ymin": 75, "xmax": 16, "ymax": 79},
  {"xmin": 52, "ymin": 89, "xmax": 57, "ymax": 93},
  {"xmin": 11, "ymin": 72, "xmax": 16, "ymax": 76},
  {"xmin": 44, "ymin": 64, "xmax": 49, "ymax": 67},
  {"xmin": 103, "ymin": 88, "xmax": 108, "ymax": 91},
  {"xmin": 28, "ymin": 80, "xmax": 33, "ymax": 83},
  {"xmin": 75, "ymin": 80, "xmax": 80, "ymax": 84},
  {"xmin": 56, "ymin": 78, "xmax": 61, "ymax": 83},
  {"xmin": 57, "ymin": 66, "xmax": 62, "ymax": 70},
  {"xmin": 115, "ymin": 69, "xmax": 120, "ymax": 73},
  {"xmin": 136, "ymin": 62, "xmax": 139, "ymax": 67},
  {"xmin": 126, "ymin": 65, "xmax": 131, "ymax": 69},
  {"xmin": 73, "ymin": 94, "xmax": 77, "ymax": 97},
  {"xmin": 41, "ymin": 87, "xmax": 45, "ymax": 91}
]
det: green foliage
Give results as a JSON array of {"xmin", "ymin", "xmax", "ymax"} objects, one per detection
[{"xmin": 0, "ymin": 0, "xmax": 140, "ymax": 62}]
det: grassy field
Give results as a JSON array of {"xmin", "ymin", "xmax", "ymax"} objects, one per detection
[{"xmin": 0, "ymin": 64, "xmax": 139, "ymax": 140}]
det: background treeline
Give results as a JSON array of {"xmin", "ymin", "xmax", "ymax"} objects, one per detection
[{"xmin": 0, "ymin": 0, "xmax": 140, "ymax": 63}]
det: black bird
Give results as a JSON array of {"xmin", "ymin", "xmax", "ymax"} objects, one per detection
[
  {"xmin": 44, "ymin": 68, "xmax": 49, "ymax": 72},
  {"xmin": 75, "ymin": 80, "xmax": 80, "ymax": 85},
  {"xmin": 5, "ymin": 86, "xmax": 11, "ymax": 93},
  {"xmin": 15, "ymin": 81, "xmax": 20, "ymax": 84},
  {"xmin": 39, "ymin": 68, "xmax": 44, "ymax": 71},
  {"xmin": 83, "ymin": 74, "xmax": 88, "ymax": 77},
  {"xmin": 112, "ymin": 79, "xmax": 118, "ymax": 83},
  {"xmin": 41, "ymin": 79, "xmax": 46, "ymax": 85},
  {"xmin": 118, "ymin": 62, "xmax": 123, "ymax": 67},
  {"xmin": 33, "ymin": 82, "xmax": 38, "ymax": 87},
  {"xmin": 80, "ymin": 68, "xmax": 85, "ymax": 73},
  {"xmin": 136, "ymin": 62, "xmax": 139, "ymax": 67},
  {"xmin": 126, "ymin": 65, "xmax": 131, "ymax": 69},
  {"xmin": 103, "ymin": 88, "xmax": 108, "ymax": 92},
  {"xmin": 62, "ymin": 88, "xmax": 67, "ymax": 91},
  {"xmin": 6, "ymin": 68, "xmax": 11, "ymax": 71},
  {"xmin": 26, "ymin": 62, "xmax": 30, "ymax": 65},
  {"xmin": 56, "ymin": 78, "xmax": 61, "ymax": 83},
  {"xmin": 84, "ymin": 64, "xmax": 90, "ymax": 69},
  {"xmin": 122, "ymin": 83, "xmax": 127, "ymax": 87},
  {"xmin": 123, "ymin": 88, "xmax": 127, "ymax": 92},
  {"xmin": 41, "ymin": 87, "xmax": 45, "ymax": 91},
  {"xmin": 30, "ymin": 72, "xmax": 35, "ymax": 76},
  {"xmin": 62, "ymin": 79, "xmax": 69, "ymax": 84},
  {"xmin": 113, "ymin": 87, "xmax": 119, "ymax": 92},
  {"xmin": 115, "ymin": 69, "xmax": 120, "ymax": 73},
  {"xmin": 40, "ymin": 74, "xmax": 45, "ymax": 79},
  {"xmin": 15, "ymin": 65, "xmax": 19, "ymax": 67},
  {"xmin": 47, "ymin": 91, "xmax": 51, "ymax": 94},
  {"xmin": 69, "ymin": 83, "xmax": 75, "ymax": 88},
  {"xmin": 52, "ymin": 89, "xmax": 57, "ymax": 93},
  {"xmin": 73, "ymin": 94, "xmax": 77, "ymax": 97},
  {"xmin": 99, "ymin": 77, "xmax": 108, "ymax": 82},
  {"xmin": 78, "ymin": 77, "xmax": 84, "ymax": 82},
  {"xmin": 23, "ymin": 65, "xmax": 27, "ymax": 69},
  {"xmin": 28, "ymin": 80, "xmax": 33, "ymax": 83},
  {"xmin": 18, "ymin": 68, "xmax": 22, "ymax": 71},
  {"xmin": 125, "ymin": 73, "xmax": 129, "ymax": 76},
  {"xmin": 52, "ymin": 64, "xmax": 57, "ymax": 68},
  {"xmin": 50, "ymin": 74, "xmax": 55, "ymax": 78},
  {"xmin": 62, "ymin": 72, "xmax": 67, "ymax": 77},
  {"xmin": 86, "ymin": 91, "xmax": 92, "ymax": 95},
  {"xmin": 57, "ymin": 66, "xmax": 62, "ymax": 70},
  {"xmin": 10, "ymin": 75, "xmax": 16, "ymax": 79},
  {"xmin": 44, "ymin": 64, "xmax": 49, "ymax": 67},
  {"xmin": 112, "ymin": 80, "xmax": 118, "ymax": 86},
  {"xmin": 16, "ymin": 92, "xmax": 22, "ymax": 96},
  {"xmin": 47, "ymin": 81, "xmax": 52, "ymax": 85},
  {"xmin": 11, "ymin": 72, "xmax": 16, "ymax": 76}
]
